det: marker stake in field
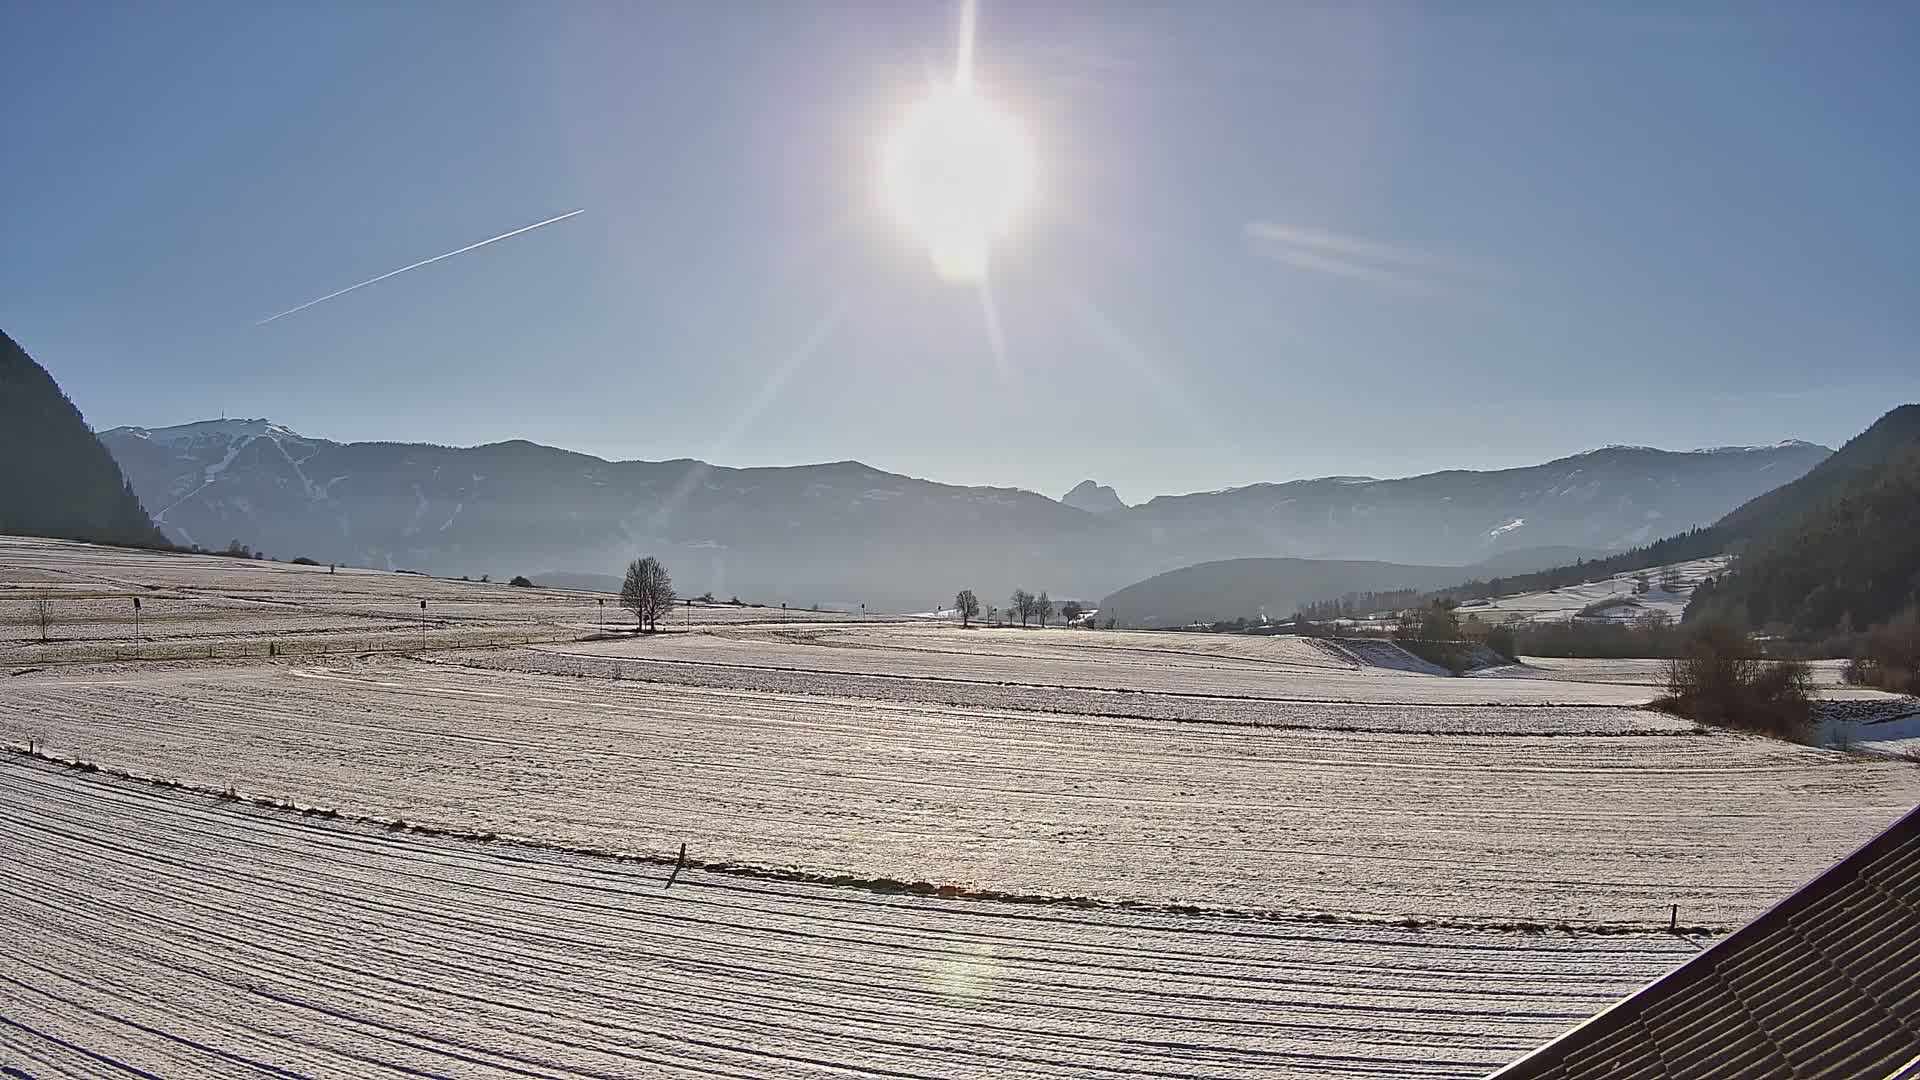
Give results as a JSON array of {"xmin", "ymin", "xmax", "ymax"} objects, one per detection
[{"xmin": 666, "ymin": 842, "xmax": 688, "ymax": 889}]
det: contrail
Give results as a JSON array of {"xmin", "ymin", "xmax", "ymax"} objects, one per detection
[{"xmin": 256, "ymin": 208, "xmax": 585, "ymax": 325}]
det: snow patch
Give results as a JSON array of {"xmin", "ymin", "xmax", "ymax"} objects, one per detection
[{"xmin": 111, "ymin": 418, "xmax": 306, "ymax": 445}]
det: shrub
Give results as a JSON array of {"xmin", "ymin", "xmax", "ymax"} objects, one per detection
[
  {"xmin": 509, "ymin": 575, "xmax": 534, "ymax": 588},
  {"xmin": 1395, "ymin": 601, "xmax": 1459, "ymax": 642},
  {"xmin": 290, "ymin": 556, "xmax": 320, "ymax": 566},
  {"xmin": 1655, "ymin": 617, "xmax": 1814, "ymax": 739},
  {"xmin": 1861, "ymin": 605, "xmax": 1920, "ymax": 693},
  {"xmin": 1485, "ymin": 624, "xmax": 1518, "ymax": 662}
]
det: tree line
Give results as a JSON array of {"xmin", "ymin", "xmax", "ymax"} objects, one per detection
[
  {"xmin": 951, "ymin": 588, "xmax": 1084, "ymax": 629},
  {"xmin": 1295, "ymin": 589, "xmax": 1423, "ymax": 622}
]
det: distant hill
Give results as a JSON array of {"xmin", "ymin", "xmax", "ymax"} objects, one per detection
[
  {"xmin": 1117, "ymin": 442, "xmax": 1829, "ymax": 565},
  {"xmin": 100, "ymin": 417, "xmax": 1827, "ymax": 611},
  {"xmin": 1418, "ymin": 404, "xmax": 1920, "ymax": 638},
  {"xmin": 1690, "ymin": 405, "xmax": 1920, "ymax": 634},
  {"xmin": 0, "ymin": 330, "xmax": 166, "ymax": 549},
  {"xmin": 1102, "ymin": 556, "xmax": 1506, "ymax": 629}
]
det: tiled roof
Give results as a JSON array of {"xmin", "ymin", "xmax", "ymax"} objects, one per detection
[{"xmin": 1489, "ymin": 803, "xmax": 1920, "ymax": 1080}]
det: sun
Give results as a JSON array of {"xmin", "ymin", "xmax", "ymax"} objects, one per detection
[{"xmin": 881, "ymin": 82, "xmax": 1034, "ymax": 282}]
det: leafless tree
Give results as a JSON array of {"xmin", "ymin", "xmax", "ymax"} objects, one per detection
[
  {"xmin": 35, "ymin": 593, "xmax": 51, "ymax": 643},
  {"xmin": 1034, "ymin": 592, "xmax": 1054, "ymax": 628},
  {"xmin": 1009, "ymin": 588, "xmax": 1034, "ymax": 628},
  {"xmin": 954, "ymin": 589, "xmax": 980, "ymax": 628},
  {"xmin": 620, "ymin": 556, "xmax": 675, "ymax": 632}
]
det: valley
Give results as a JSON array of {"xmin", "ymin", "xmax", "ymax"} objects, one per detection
[{"xmin": 5, "ymin": 536, "xmax": 1917, "ymax": 1077}]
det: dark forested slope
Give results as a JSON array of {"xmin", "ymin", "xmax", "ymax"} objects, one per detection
[
  {"xmin": 0, "ymin": 330, "xmax": 167, "ymax": 548},
  {"xmin": 1691, "ymin": 406, "xmax": 1920, "ymax": 634}
]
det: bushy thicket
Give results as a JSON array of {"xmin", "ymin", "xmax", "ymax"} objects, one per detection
[
  {"xmin": 1512, "ymin": 617, "xmax": 1689, "ymax": 659},
  {"xmin": 1654, "ymin": 618, "xmax": 1815, "ymax": 740},
  {"xmin": 1842, "ymin": 605, "xmax": 1920, "ymax": 694}
]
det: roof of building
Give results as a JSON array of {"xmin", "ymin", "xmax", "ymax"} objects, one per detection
[{"xmin": 1488, "ymin": 802, "xmax": 1920, "ymax": 1080}]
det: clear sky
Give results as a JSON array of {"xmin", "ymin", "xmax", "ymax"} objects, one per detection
[{"xmin": 6, "ymin": 2, "xmax": 1916, "ymax": 502}]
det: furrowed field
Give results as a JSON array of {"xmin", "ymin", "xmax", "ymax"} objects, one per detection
[{"xmin": 4, "ymin": 536, "xmax": 1918, "ymax": 1078}]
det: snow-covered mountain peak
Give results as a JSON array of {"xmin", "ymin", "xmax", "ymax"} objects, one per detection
[
  {"xmin": 110, "ymin": 418, "xmax": 308, "ymax": 445},
  {"xmin": 1692, "ymin": 439, "xmax": 1826, "ymax": 454}
]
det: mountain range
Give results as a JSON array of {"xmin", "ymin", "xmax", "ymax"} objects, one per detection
[{"xmin": 98, "ymin": 418, "xmax": 1830, "ymax": 611}]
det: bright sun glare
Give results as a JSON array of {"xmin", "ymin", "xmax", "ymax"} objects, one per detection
[{"xmin": 881, "ymin": 82, "xmax": 1034, "ymax": 282}]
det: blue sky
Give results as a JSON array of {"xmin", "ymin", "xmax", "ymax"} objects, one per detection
[{"xmin": 6, "ymin": 2, "xmax": 1916, "ymax": 502}]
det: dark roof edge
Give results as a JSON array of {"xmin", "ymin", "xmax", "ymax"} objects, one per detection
[{"xmin": 1484, "ymin": 801, "xmax": 1920, "ymax": 1079}]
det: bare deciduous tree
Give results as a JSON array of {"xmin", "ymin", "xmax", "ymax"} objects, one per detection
[
  {"xmin": 954, "ymin": 589, "xmax": 980, "ymax": 628},
  {"xmin": 1034, "ymin": 592, "xmax": 1053, "ymax": 628},
  {"xmin": 1009, "ymin": 588, "xmax": 1034, "ymax": 628},
  {"xmin": 620, "ymin": 556, "xmax": 675, "ymax": 632},
  {"xmin": 35, "ymin": 593, "xmax": 51, "ymax": 643},
  {"xmin": 1060, "ymin": 600, "xmax": 1084, "ymax": 625}
]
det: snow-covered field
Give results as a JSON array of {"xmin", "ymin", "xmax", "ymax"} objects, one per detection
[
  {"xmin": 1, "ymin": 759, "xmax": 1702, "ymax": 1079},
  {"xmin": 1454, "ymin": 556, "xmax": 1730, "ymax": 626},
  {"xmin": 0, "ymin": 535, "xmax": 876, "ymax": 661},
  {"xmin": 9, "ymin": 651, "xmax": 1917, "ymax": 926},
  {"xmin": 549, "ymin": 628, "xmax": 1658, "ymax": 705},
  {"xmin": 4, "ymin": 537, "xmax": 1919, "ymax": 1078}
]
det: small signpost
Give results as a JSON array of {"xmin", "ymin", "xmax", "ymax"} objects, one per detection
[
  {"xmin": 131, "ymin": 595, "xmax": 141, "ymax": 640},
  {"xmin": 419, "ymin": 598, "xmax": 427, "ymax": 649},
  {"xmin": 598, "ymin": 597, "xmax": 605, "ymax": 635}
]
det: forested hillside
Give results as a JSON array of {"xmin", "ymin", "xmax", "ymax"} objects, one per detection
[
  {"xmin": 1716, "ymin": 404, "xmax": 1920, "ymax": 539},
  {"xmin": 1690, "ymin": 406, "xmax": 1920, "ymax": 635},
  {"xmin": 1434, "ymin": 529, "xmax": 1726, "ymax": 606},
  {"xmin": 0, "ymin": 330, "xmax": 167, "ymax": 548},
  {"xmin": 1423, "ymin": 406, "xmax": 1920, "ymax": 646}
]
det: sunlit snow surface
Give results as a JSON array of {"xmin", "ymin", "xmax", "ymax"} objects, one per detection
[{"xmin": 3, "ymin": 535, "xmax": 1917, "ymax": 1078}]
